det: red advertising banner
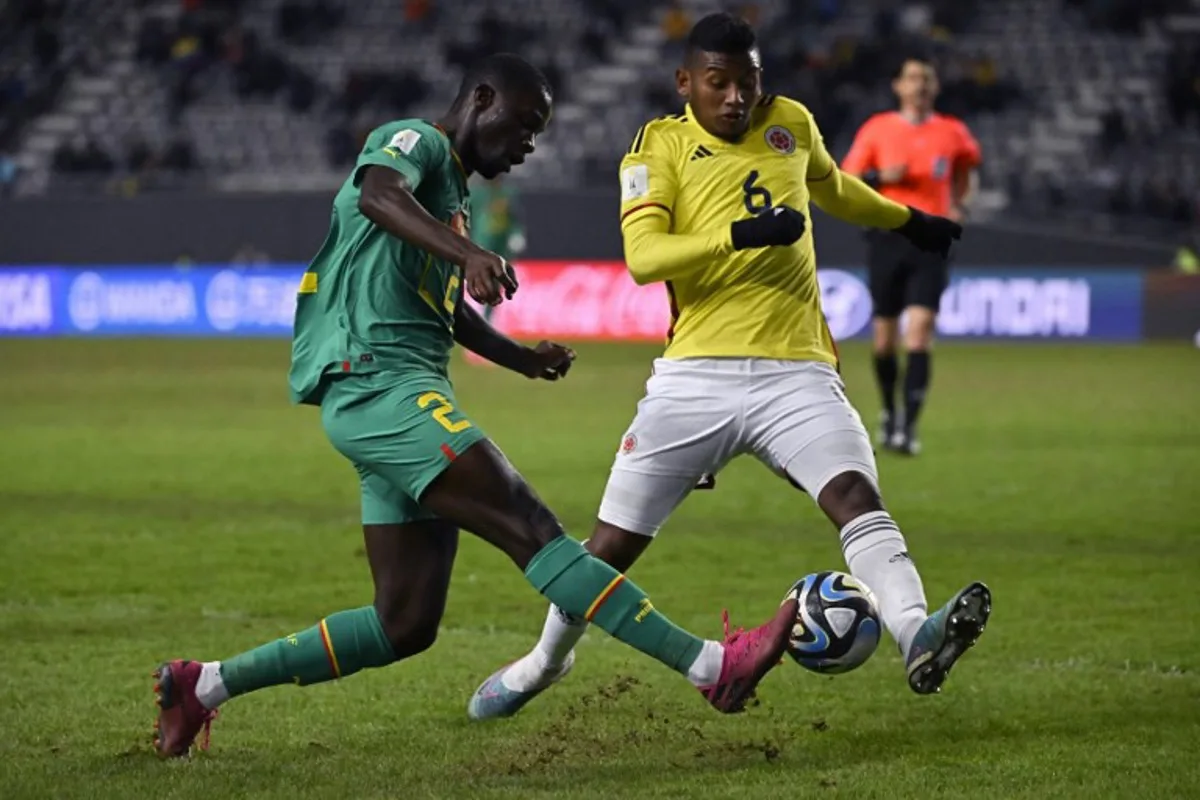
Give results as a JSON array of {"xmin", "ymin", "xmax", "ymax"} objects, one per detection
[{"xmin": 487, "ymin": 261, "xmax": 671, "ymax": 342}]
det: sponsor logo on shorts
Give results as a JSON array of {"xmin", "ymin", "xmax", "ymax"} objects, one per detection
[
  {"xmin": 765, "ymin": 125, "xmax": 796, "ymax": 155},
  {"xmin": 620, "ymin": 433, "xmax": 637, "ymax": 454}
]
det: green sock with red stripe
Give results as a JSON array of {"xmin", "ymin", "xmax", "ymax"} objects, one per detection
[
  {"xmin": 219, "ymin": 607, "xmax": 395, "ymax": 697},
  {"xmin": 524, "ymin": 535, "xmax": 705, "ymax": 675}
]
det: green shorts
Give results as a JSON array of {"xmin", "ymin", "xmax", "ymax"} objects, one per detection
[{"xmin": 320, "ymin": 371, "xmax": 486, "ymax": 525}]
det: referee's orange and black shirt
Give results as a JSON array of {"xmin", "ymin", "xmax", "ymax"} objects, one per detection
[{"xmin": 842, "ymin": 112, "xmax": 982, "ymax": 217}]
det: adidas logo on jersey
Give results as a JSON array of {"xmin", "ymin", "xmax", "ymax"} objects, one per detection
[{"xmin": 690, "ymin": 145, "xmax": 714, "ymax": 161}]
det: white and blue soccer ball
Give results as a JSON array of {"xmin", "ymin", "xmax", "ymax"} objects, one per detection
[{"xmin": 782, "ymin": 571, "xmax": 882, "ymax": 674}]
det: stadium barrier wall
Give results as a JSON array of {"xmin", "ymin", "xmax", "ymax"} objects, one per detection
[
  {"xmin": 0, "ymin": 192, "xmax": 1174, "ymax": 267},
  {"xmin": 0, "ymin": 263, "xmax": 1180, "ymax": 342}
]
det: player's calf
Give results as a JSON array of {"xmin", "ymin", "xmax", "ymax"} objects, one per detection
[
  {"xmin": 816, "ymin": 472, "xmax": 930, "ymax": 660},
  {"xmin": 816, "ymin": 470, "xmax": 885, "ymax": 528},
  {"xmin": 158, "ymin": 606, "xmax": 402, "ymax": 730}
]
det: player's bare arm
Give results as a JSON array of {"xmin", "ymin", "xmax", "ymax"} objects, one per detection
[
  {"xmin": 358, "ymin": 165, "xmax": 516, "ymax": 305},
  {"xmin": 453, "ymin": 301, "xmax": 575, "ymax": 380}
]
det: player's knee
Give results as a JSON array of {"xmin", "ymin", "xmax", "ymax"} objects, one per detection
[
  {"xmin": 374, "ymin": 601, "xmax": 441, "ymax": 658},
  {"xmin": 817, "ymin": 471, "xmax": 884, "ymax": 528},
  {"xmin": 496, "ymin": 481, "xmax": 567, "ymax": 568},
  {"xmin": 585, "ymin": 522, "xmax": 651, "ymax": 573},
  {"xmin": 904, "ymin": 309, "xmax": 936, "ymax": 350},
  {"xmin": 905, "ymin": 330, "xmax": 934, "ymax": 351}
]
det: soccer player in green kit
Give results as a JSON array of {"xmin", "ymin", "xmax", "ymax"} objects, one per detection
[{"xmin": 152, "ymin": 53, "xmax": 798, "ymax": 758}]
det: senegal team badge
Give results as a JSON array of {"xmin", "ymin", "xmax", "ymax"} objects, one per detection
[{"xmin": 765, "ymin": 125, "xmax": 796, "ymax": 155}]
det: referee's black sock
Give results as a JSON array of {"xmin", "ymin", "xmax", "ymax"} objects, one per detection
[
  {"xmin": 904, "ymin": 351, "xmax": 931, "ymax": 431},
  {"xmin": 873, "ymin": 353, "xmax": 899, "ymax": 416}
]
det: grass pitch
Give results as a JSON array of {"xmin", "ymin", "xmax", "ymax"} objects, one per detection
[{"xmin": 1, "ymin": 339, "xmax": 1197, "ymax": 800}]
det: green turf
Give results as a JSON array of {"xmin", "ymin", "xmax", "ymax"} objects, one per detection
[{"xmin": 1, "ymin": 339, "xmax": 1197, "ymax": 800}]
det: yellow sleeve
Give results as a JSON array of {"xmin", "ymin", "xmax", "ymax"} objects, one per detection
[
  {"xmin": 802, "ymin": 109, "xmax": 911, "ymax": 230},
  {"xmin": 622, "ymin": 212, "xmax": 734, "ymax": 286},
  {"xmin": 809, "ymin": 170, "xmax": 912, "ymax": 229},
  {"xmin": 618, "ymin": 121, "xmax": 734, "ymax": 285},
  {"xmin": 804, "ymin": 110, "xmax": 838, "ymax": 183},
  {"xmin": 618, "ymin": 123, "xmax": 677, "ymax": 227}
]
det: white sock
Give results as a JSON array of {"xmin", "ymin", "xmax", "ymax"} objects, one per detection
[
  {"xmin": 840, "ymin": 511, "xmax": 928, "ymax": 657},
  {"xmin": 685, "ymin": 640, "xmax": 725, "ymax": 687},
  {"xmin": 194, "ymin": 661, "xmax": 229, "ymax": 710},
  {"xmin": 501, "ymin": 605, "xmax": 588, "ymax": 692}
]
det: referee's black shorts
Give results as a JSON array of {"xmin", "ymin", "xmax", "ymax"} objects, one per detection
[{"xmin": 865, "ymin": 229, "xmax": 951, "ymax": 319}]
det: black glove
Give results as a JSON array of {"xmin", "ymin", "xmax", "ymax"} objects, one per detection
[
  {"xmin": 892, "ymin": 206, "xmax": 962, "ymax": 259},
  {"xmin": 730, "ymin": 205, "xmax": 807, "ymax": 251}
]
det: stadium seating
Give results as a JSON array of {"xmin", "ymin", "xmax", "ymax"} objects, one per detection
[{"xmin": 3, "ymin": 0, "xmax": 1197, "ymax": 233}]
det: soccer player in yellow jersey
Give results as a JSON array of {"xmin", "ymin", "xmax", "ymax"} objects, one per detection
[{"xmin": 468, "ymin": 14, "xmax": 991, "ymax": 721}]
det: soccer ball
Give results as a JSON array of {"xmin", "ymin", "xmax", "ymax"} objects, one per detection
[{"xmin": 782, "ymin": 571, "xmax": 882, "ymax": 674}]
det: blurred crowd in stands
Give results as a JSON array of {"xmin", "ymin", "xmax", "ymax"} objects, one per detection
[
  {"xmin": 1062, "ymin": 0, "xmax": 1200, "ymax": 227},
  {"xmin": 646, "ymin": 0, "xmax": 1022, "ymax": 145},
  {"xmin": 0, "ymin": 0, "xmax": 1197, "ymax": 231},
  {"xmin": 0, "ymin": 0, "xmax": 72, "ymax": 196},
  {"xmin": 1064, "ymin": 0, "xmax": 1190, "ymax": 32}
]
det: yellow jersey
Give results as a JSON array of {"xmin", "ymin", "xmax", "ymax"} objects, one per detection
[{"xmin": 617, "ymin": 96, "xmax": 851, "ymax": 367}]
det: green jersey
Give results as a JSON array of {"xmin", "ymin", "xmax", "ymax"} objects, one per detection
[{"xmin": 289, "ymin": 119, "xmax": 471, "ymax": 405}]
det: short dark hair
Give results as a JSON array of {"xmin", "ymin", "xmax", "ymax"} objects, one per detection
[
  {"xmin": 685, "ymin": 12, "xmax": 757, "ymax": 60},
  {"xmin": 456, "ymin": 53, "xmax": 551, "ymax": 103},
  {"xmin": 892, "ymin": 51, "xmax": 935, "ymax": 79}
]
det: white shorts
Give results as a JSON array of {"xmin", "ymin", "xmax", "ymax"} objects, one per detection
[{"xmin": 597, "ymin": 358, "xmax": 878, "ymax": 536}]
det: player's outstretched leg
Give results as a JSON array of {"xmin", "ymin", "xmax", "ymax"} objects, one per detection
[
  {"xmin": 420, "ymin": 439, "xmax": 795, "ymax": 716},
  {"xmin": 153, "ymin": 520, "xmax": 459, "ymax": 757},
  {"xmin": 468, "ymin": 522, "xmax": 653, "ymax": 720},
  {"xmin": 816, "ymin": 471, "xmax": 990, "ymax": 694}
]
